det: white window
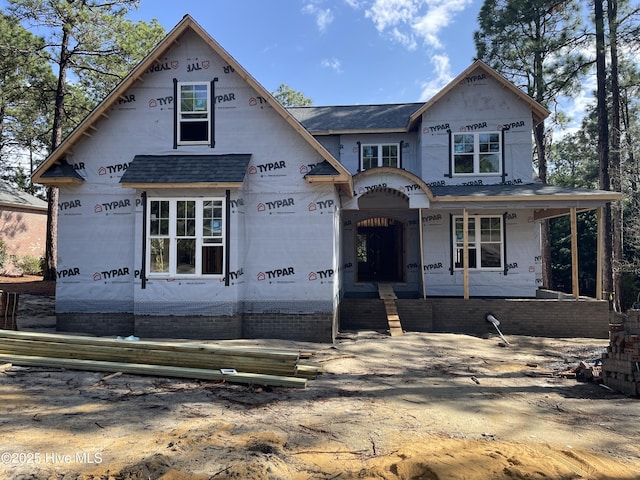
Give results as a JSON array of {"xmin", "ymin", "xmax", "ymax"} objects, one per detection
[
  {"xmin": 360, "ymin": 143, "xmax": 400, "ymax": 170},
  {"xmin": 148, "ymin": 198, "xmax": 224, "ymax": 277},
  {"xmin": 177, "ymin": 82, "xmax": 211, "ymax": 145},
  {"xmin": 453, "ymin": 215, "xmax": 503, "ymax": 270},
  {"xmin": 453, "ymin": 132, "xmax": 501, "ymax": 175}
]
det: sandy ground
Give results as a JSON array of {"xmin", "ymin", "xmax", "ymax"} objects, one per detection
[{"xmin": 0, "ymin": 277, "xmax": 639, "ymax": 479}]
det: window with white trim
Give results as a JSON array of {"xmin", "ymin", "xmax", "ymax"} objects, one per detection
[
  {"xmin": 453, "ymin": 215, "xmax": 502, "ymax": 270},
  {"xmin": 452, "ymin": 132, "xmax": 501, "ymax": 175},
  {"xmin": 177, "ymin": 82, "xmax": 211, "ymax": 145},
  {"xmin": 148, "ymin": 198, "xmax": 224, "ymax": 277},
  {"xmin": 361, "ymin": 143, "xmax": 399, "ymax": 170}
]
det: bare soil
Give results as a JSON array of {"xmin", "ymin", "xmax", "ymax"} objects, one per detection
[{"xmin": 0, "ymin": 275, "xmax": 639, "ymax": 479}]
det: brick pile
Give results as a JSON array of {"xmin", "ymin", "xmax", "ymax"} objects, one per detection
[{"xmin": 601, "ymin": 310, "xmax": 640, "ymax": 396}]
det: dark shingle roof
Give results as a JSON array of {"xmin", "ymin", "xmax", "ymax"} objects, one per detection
[
  {"xmin": 288, "ymin": 103, "xmax": 424, "ymax": 133},
  {"xmin": 40, "ymin": 159, "xmax": 84, "ymax": 181},
  {"xmin": 305, "ymin": 160, "xmax": 341, "ymax": 177},
  {"xmin": 0, "ymin": 182, "xmax": 47, "ymax": 211},
  {"xmin": 430, "ymin": 183, "xmax": 617, "ymax": 199},
  {"xmin": 120, "ymin": 154, "xmax": 251, "ymax": 185}
]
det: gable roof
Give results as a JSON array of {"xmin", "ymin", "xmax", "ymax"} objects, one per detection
[
  {"xmin": 409, "ymin": 60, "xmax": 550, "ymax": 129},
  {"xmin": 288, "ymin": 61, "xmax": 549, "ymax": 135},
  {"xmin": 31, "ymin": 15, "xmax": 353, "ymax": 190},
  {"xmin": 0, "ymin": 182, "xmax": 47, "ymax": 212},
  {"xmin": 120, "ymin": 154, "xmax": 250, "ymax": 188},
  {"xmin": 288, "ymin": 103, "xmax": 424, "ymax": 134}
]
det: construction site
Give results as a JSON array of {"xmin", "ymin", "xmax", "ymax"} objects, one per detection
[{"xmin": 0, "ymin": 278, "xmax": 638, "ymax": 479}]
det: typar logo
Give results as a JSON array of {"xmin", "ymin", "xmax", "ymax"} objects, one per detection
[
  {"xmin": 308, "ymin": 199, "xmax": 334, "ymax": 213},
  {"xmin": 308, "ymin": 269, "xmax": 334, "ymax": 281},
  {"xmin": 94, "ymin": 199, "xmax": 132, "ymax": 214},
  {"xmin": 57, "ymin": 267, "xmax": 80, "ymax": 279},
  {"xmin": 249, "ymin": 161, "xmax": 287, "ymax": 175},
  {"xmin": 59, "ymin": 199, "xmax": 82, "ymax": 211},
  {"xmin": 146, "ymin": 59, "xmax": 179, "ymax": 73},
  {"xmin": 93, "ymin": 267, "xmax": 130, "ymax": 281},
  {"xmin": 98, "ymin": 163, "xmax": 129, "ymax": 176},
  {"xmin": 257, "ymin": 267, "xmax": 295, "ymax": 281},
  {"xmin": 148, "ymin": 96, "xmax": 173, "ymax": 108},
  {"xmin": 249, "ymin": 96, "xmax": 269, "ymax": 107},
  {"xmin": 256, "ymin": 198, "xmax": 295, "ymax": 213},
  {"xmin": 187, "ymin": 59, "xmax": 210, "ymax": 72}
]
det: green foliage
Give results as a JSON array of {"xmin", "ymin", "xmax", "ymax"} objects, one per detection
[
  {"xmin": 549, "ymin": 211, "xmax": 598, "ymax": 297},
  {"xmin": 272, "ymin": 84, "xmax": 313, "ymax": 107},
  {"xmin": 13, "ymin": 255, "xmax": 44, "ymax": 276},
  {"xmin": 0, "ymin": 241, "xmax": 6, "ymax": 270},
  {"xmin": 7, "ymin": 0, "xmax": 166, "ymax": 138},
  {"xmin": 474, "ymin": 0, "xmax": 589, "ymax": 106},
  {"xmin": 0, "ymin": 11, "xmax": 56, "ymax": 180}
]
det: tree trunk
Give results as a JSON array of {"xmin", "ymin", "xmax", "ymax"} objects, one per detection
[
  {"xmin": 42, "ymin": 24, "xmax": 70, "ymax": 282},
  {"xmin": 595, "ymin": 0, "xmax": 612, "ymax": 306},
  {"xmin": 608, "ymin": 0, "xmax": 623, "ymax": 311}
]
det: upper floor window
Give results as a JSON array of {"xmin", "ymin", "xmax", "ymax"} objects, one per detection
[
  {"xmin": 177, "ymin": 82, "xmax": 211, "ymax": 145},
  {"xmin": 361, "ymin": 143, "xmax": 400, "ymax": 170},
  {"xmin": 453, "ymin": 132, "xmax": 501, "ymax": 175},
  {"xmin": 148, "ymin": 198, "xmax": 224, "ymax": 277},
  {"xmin": 453, "ymin": 215, "xmax": 503, "ymax": 270}
]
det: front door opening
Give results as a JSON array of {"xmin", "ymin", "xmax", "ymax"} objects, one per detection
[{"xmin": 356, "ymin": 217, "xmax": 404, "ymax": 282}]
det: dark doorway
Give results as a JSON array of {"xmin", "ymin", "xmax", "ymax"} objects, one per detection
[{"xmin": 356, "ymin": 218, "xmax": 404, "ymax": 282}]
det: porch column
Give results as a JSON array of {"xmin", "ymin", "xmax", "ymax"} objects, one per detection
[
  {"xmin": 463, "ymin": 208, "xmax": 469, "ymax": 299},
  {"xmin": 419, "ymin": 209, "xmax": 426, "ymax": 300},
  {"xmin": 596, "ymin": 207, "xmax": 604, "ymax": 300},
  {"xmin": 570, "ymin": 207, "xmax": 579, "ymax": 299}
]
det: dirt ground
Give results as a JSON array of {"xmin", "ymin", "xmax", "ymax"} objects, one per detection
[{"xmin": 1, "ymin": 276, "xmax": 639, "ymax": 480}]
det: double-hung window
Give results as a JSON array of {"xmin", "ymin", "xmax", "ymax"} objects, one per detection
[
  {"xmin": 148, "ymin": 198, "xmax": 224, "ymax": 277},
  {"xmin": 453, "ymin": 215, "xmax": 502, "ymax": 270},
  {"xmin": 177, "ymin": 82, "xmax": 211, "ymax": 145},
  {"xmin": 360, "ymin": 143, "xmax": 400, "ymax": 170},
  {"xmin": 453, "ymin": 132, "xmax": 501, "ymax": 175}
]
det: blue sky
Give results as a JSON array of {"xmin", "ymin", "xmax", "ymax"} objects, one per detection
[{"xmin": 128, "ymin": 0, "xmax": 483, "ymax": 106}]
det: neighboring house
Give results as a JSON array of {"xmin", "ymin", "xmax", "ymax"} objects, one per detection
[
  {"xmin": 0, "ymin": 182, "xmax": 47, "ymax": 276},
  {"xmin": 32, "ymin": 16, "xmax": 620, "ymax": 341}
]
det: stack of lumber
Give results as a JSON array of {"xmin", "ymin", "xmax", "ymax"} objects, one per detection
[
  {"xmin": 0, "ymin": 330, "xmax": 322, "ymax": 389},
  {"xmin": 601, "ymin": 310, "xmax": 640, "ymax": 396}
]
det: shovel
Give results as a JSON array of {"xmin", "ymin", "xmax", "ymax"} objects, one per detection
[{"xmin": 486, "ymin": 314, "xmax": 510, "ymax": 346}]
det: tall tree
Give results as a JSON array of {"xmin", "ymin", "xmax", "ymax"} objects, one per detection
[
  {"xmin": 272, "ymin": 84, "xmax": 313, "ymax": 107},
  {"xmin": 8, "ymin": 0, "xmax": 165, "ymax": 281},
  {"xmin": 608, "ymin": 0, "xmax": 623, "ymax": 311},
  {"xmin": 594, "ymin": 0, "xmax": 613, "ymax": 306},
  {"xmin": 0, "ymin": 11, "xmax": 56, "ymax": 189},
  {"xmin": 474, "ymin": 0, "xmax": 591, "ymax": 290}
]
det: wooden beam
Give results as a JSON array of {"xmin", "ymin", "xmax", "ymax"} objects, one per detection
[
  {"xmin": 419, "ymin": 208, "xmax": 426, "ymax": 300},
  {"xmin": 596, "ymin": 207, "xmax": 604, "ymax": 300},
  {"xmin": 463, "ymin": 208, "xmax": 469, "ymax": 299},
  {"xmin": 0, "ymin": 353, "xmax": 308, "ymax": 388},
  {"xmin": 571, "ymin": 207, "xmax": 579, "ymax": 298}
]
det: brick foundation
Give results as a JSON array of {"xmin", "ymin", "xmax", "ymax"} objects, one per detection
[
  {"xmin": 57, "ymin": 313, "xmax": 135, "ymax": 337},
  {"xmin": 340, "ymin": 297, "xmax": 610, "ymax": 338},
  {"xmin": 57, "ymin": 311, "xmax": 335, "ymax": 342}
]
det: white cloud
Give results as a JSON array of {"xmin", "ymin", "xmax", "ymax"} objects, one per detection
[
  {"xmin": 303, "ymin": 3, "xmax": 335, "ymax": 32},
  {"xmin": 364, "ymin": 0, "xmax": 473, "ymax": 50},
  {"xmin": 321, "ymin": 57, "xmax": 343, "ymax": 73},
  {"xmin": 419, "ymin": 54, "xmax": 454, "ymax": 100}
]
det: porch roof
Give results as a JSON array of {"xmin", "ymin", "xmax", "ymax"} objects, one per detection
[
  {"xmin": 119, "ymin": 154, "xmax": 251, "ymax": 188},
  {"xmin": 430, "ymin": 182, "xmax": 622, "ymax": 218},
  {"xmin": 288, "ymin": 103, "xmax": 424, "ymax": 134}
]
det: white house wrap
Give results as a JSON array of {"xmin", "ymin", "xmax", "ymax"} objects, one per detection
[{"xmin": 33, "ymin": 16, "xmax": 620, "ymax": 342}]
